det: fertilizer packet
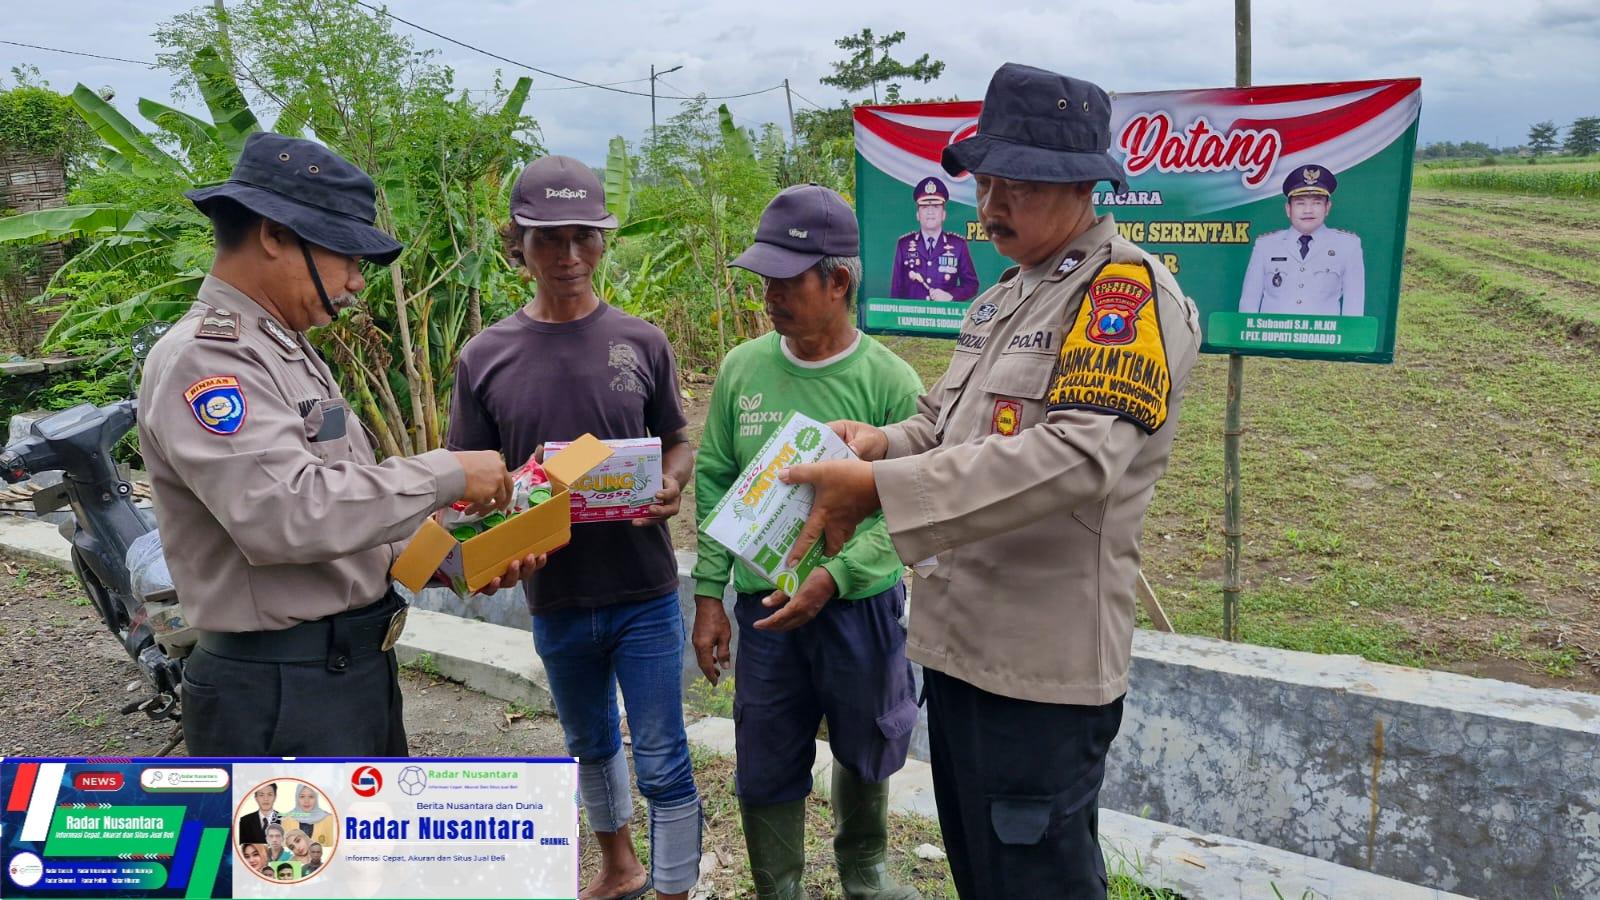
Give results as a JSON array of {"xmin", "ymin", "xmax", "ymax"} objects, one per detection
[
  {"xmin": 437, "ymin": 455, "xmax": 554, "ymax": 540},
  {"xmin": 392, "ymin": 435, "xmax": 612, "ymax": 596},
  {"xmin": 701, "ymin": 411, "xmax": 854, "ymax": 593},
  {"xmin": 545, "ymin": 437, "xmax": 663, "ymax": 523}
]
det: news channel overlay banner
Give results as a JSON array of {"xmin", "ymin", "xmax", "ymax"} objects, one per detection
[
  {"xmin": 854, "ymin": 78, "xmax": 1421, "ymax": 363},
  {"xmin": 1, "ymin": 758, "xmax": 578, "ymax": 899}
]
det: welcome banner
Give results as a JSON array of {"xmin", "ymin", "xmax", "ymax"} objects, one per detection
[{"xmin": 854, "ymin": 78, "xmax": 1421, "ymax": 362}]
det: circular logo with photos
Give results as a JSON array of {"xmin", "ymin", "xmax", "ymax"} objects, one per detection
[{"xmin": 234, "ymin": 778, "xmax": 339, "ymax": 884}]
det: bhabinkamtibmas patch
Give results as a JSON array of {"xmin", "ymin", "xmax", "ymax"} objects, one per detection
[{"xmin": 1047, "ymin": 261, "xmax": 1171, "ymax": 433}]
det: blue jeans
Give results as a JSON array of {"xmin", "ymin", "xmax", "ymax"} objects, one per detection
[{"xmin": 532, "ymin": 591, "xmax": 698, "ymax": 811}]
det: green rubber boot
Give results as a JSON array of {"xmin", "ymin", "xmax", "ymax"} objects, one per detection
[
  {"xmin": 740, "ymin": 799, "xmax": 806, "ymax": 900},
  {"xmin": 832, "ymin": 767, "xmax": 922, "ymax": 899}
]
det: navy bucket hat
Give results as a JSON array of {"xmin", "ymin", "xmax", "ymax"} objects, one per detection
[
  {"xmin": 942, "ymin": 63, "xmax": 1128, "ymax": 193},
  {"xmin": 186, "ymin": 132, "xmax": 403, "ymax": 265}
]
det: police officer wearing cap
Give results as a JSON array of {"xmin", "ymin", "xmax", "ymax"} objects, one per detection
[
  {"xmin": 780, "ymin": 63, "xmax": 1202, "ymax": 898},
  {"xmin": 1238, "ymin": 164, "xmax": 1366, "ymax": 316},
  {"xmin": 889, "ymin": 176, "xmax": 980, "ymax": 303},
  {"xmin": 140, "ymin": 132, "xmax": 541, "ymax": 756}
]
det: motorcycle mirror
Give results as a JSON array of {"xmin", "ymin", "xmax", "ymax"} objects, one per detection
[{"xmin": 130, "ymin": 321, "xmax": 173, "ymax": 362}]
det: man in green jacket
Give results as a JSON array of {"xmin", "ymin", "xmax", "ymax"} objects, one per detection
[{"xmin": 692, "ymin": 185, "xmax": 923, "ymax": 900}]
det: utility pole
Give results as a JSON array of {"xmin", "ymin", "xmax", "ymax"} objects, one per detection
[
  {"xmin": 784, "ymin": 78, "xmax": 798, "ymax": 149},
  {"xmin": 650, "ymin": 64, "xmax": 683, "ymax": 151},
  {"xmin": 213, "ymin": 0, "xmax": 233, "ymax": 70}
]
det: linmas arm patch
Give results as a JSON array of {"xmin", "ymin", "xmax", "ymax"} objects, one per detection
[{"xmin": 1046, "ymin": 260, "xmax": 1172, "ymax": 433}]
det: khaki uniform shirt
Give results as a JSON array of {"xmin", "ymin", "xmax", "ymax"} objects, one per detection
[
  {"xmin": 875, "ymin": 216, "xmax": 1201, "ymax": 706},
  {"xmin": 138, "ymin": 276, "xmax": 465, "ymax": 632}
]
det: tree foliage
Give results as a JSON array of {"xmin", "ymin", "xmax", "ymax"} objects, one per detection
[
  {"xmin": 820, "ymin": 28, "xmax": 944, "ymax": 105},
  {"xmin": 0, "ymin": 0, "xmax": 538, "ymax": 458},
  {"xmin": 0, "ymin": 67, "xmax": 97, "ymax": 167},
  {"xmin": 1563, "ymin": 116, "xmax": 1600, "ymax": 157},
  {"xmin": 1528, "ymin": 121, "xmax": 1559, "ymax": 157}
]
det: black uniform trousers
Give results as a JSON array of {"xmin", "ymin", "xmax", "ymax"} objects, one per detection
[
  {"xmin": 923, "ymin": 668, "xmax": 1124, "ymax": 900},
  {"xmin": 180, "ymin": 594, "xmax": 409, "ymax": 756}
]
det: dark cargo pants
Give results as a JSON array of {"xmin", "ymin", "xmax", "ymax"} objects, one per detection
[
  {"xmin": 732, "ymin": 582, "xmax": 917, "ymax": 805},
  {"xmin": 924, "ymin": 667, "xmax": 1124, "ymax": 899}
]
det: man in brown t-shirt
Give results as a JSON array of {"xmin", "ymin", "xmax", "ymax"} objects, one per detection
[{"xmin": 447, "ymin": 154, "xmax": 698, "ymax": 900}]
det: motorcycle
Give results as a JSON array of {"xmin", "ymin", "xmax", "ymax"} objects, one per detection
[{"xmin": 0, "ymin": 321, "xmax": 192, "ymax": 727}]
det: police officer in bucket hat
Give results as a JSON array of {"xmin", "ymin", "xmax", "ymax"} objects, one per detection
[
  {"xmin": 779, "ymin": 64, "xmax": 1202, "ymax": 898},
  {"xmin": 140, "ymin": 132, "xmax": 543, "ymax": 756}
]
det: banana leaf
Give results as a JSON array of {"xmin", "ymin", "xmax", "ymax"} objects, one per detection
[
  {"xmin": 0, "ymin": 206, "xmax": 141, "ymax": 244},
  {"xmin": 717, "ymin": 104, "xmax": 754, "ymax": 162},
  {"xmin": 605, "ymin": 136, "xmax": 632, "ymax": 224},
  {"xmin": 70, "ymin": 85, "xmax": 182, "ymax": 176},
  {"xmin": 138, "ymin": 98, "xmax": 220, "ymax": 153},
  {"xmin": 191, "ymin": 46, "xmax": 260, "ymax": 156},
  {"xmin": 498, "ymin": 76, "xmax": 531, "ymax": 121}
]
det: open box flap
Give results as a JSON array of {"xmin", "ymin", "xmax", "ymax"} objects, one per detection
[
  {"xmin": 543, "ymin": 433, "xmax": 613, "ymax": 487},
  {"xmin": 391, "ymin": 517, "xmax": 459, "ymax": 592}
]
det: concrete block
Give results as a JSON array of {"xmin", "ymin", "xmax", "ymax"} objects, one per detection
[
  {"xmin": 685, "ymin": 716, "xmax": 1461, "ymax": 899},
  {"xmin": 1107, "ymin": 630, "xmax": 1600, "ymax": 898},
  {"xmin": 0, "ymin": 515, "xmax": 71, "ymax": 568},
  {"xmin": 1099, "ymin": 810, "xmax": 1469, "ymax": 900},
  {"xmin": 394, "ymin": 608, "xmax": 552, "ymax": 712}
]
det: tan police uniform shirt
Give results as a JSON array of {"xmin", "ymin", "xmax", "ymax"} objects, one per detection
[
  {"xmin": 138, "ymin": 276, "xmax": 466, "ymax": 633},
  {"xmin": 874, "ymin": 215, "xmax": 1201, "ymax": 706}
]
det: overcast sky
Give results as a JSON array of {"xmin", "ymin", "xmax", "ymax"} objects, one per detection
[{"xmin": 7, "ymin": 0, "xmax": 1598, "ymax": 163}]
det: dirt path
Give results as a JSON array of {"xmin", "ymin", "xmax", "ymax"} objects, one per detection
[{"xmin": 0, "ymin": 550, "xmax": 568, "ymax": 758}]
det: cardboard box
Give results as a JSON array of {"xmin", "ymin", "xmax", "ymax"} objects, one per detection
[
  {"xmin": 391, "ymin": 434, "xmax": 613, "ymax": 595},
  {"xmin": 545, "ymin": 437, "xmax": 663, "ymax": 523},
  {"xmin": 700, "ymin": 412, "xmax": 854, "ymax": 594}
]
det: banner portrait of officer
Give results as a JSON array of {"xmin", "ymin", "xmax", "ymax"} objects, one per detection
[
  {"xmin": 888, "ymin": 176, "xmax": 980, "ymax": 303},
  {"xmin": 1238, "ymin": 164, "xmax": 1365, "ymax": 317}
]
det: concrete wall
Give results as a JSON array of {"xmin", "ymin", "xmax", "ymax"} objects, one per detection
[
  {"xmin": 1103, "ymin": 632, "xmax": 1600, "ymax": 899},
  {"xmin": 416, "ymin": 552, "xmax": 1600, "ymax": 898}
]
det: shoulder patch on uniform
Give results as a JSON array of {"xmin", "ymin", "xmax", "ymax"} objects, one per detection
[
  {"xmin": 1046, "ymin": 261, "xmax": 1172, "ymax": 434},
  {"xmin": 259, "ymin": 316, "xmax": 301, "ymax": 354},
  {"xmin": 185, "ymin": 376, "xmax": 248, "ymax": 435},
  {"xmin": 195, "ymin": 307, "xmax": 239, "ymax": 342}
]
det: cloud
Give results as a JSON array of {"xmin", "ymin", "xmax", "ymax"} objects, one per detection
[{"xmin": 5, "ymin": 0, "xmax": 1596, "ymax": 157}]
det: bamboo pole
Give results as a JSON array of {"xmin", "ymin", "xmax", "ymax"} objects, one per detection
[{"xmin": 1223, "ymin": 0, "xmax": 1251, "ymax": 642}]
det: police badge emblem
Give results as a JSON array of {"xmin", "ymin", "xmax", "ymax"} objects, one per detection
[
  {"xmin": 970, "ymin": 302, "xmax": 998, "ymax": 325},
  {"xmin": 1084, "ymin": 269, "xmax": 1154, "ymax": 345},
  {"xmin": 185, "ymin": 376, "xmax": 247, "ymax": 435},
  {"xmin": 1271, "ymin": 272, "xmax": 1283, "ymax": 288},
  {"xmin": 992, "ymin": 399, "xmax": 1022, "ymax": 436}
]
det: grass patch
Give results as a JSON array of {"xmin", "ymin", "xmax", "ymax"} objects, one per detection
[
  {"xmin": 1415, "ymin": 161, "xmax": 1600, "ymax": 199},
  {"xmin": 685, "ymin": 676, "xmax": 736, "ymax": 719},
  {"xmin": 868, "ymin": 187, "xmax": 1600, "ymax": 692},
  {"xmin": 400, "ymin": 652, "xmax": 443, "ymax": 679},
  {"xmin": 582, "ymin": 747, "xmax": 1181, "ymax": 898}
]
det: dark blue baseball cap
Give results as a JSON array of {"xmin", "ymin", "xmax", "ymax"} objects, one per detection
[
  {"xmin": 942, "ymin": 63, "xmax": 1127, "ymax": 193},
  {"xmin": 729, "ymin": 184, "xmax": 859, "ymax": 279},
  {"xmin": 186, "ymin": 132, "xmax": 403, "ymax": 265}
]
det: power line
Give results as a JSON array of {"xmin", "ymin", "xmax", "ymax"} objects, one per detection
[
  {"xmin": 0, "ymin": 39, "xmax": 155, "ymax": 68},
  {"xmin": 351, "ymin": 0, "xmax": 783, "ymax": 101},
  {"xmin": 535, "ymin": 77, "xmax": 652, "ymax": 93},
  {"xmin": 788, "ymin": 87, "xmax": 830, "ymax": 112}
]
